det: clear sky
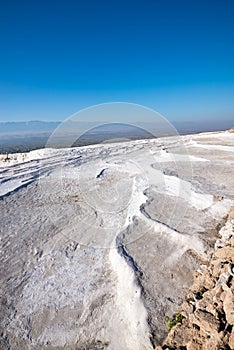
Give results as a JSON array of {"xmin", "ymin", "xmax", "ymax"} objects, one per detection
[{"xmin": 0, "ymin": 0, "xmax": 234, "ymax": 122}]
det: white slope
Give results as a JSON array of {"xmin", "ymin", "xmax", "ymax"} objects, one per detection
[{"xmin": 0, "ymin": 130, "xmax": 234, "ymax": 349}]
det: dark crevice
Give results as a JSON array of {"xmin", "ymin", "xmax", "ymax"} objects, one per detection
[
  {"xmin": 116, "ymin": 243, "xmax": 143, "ymax": 280},
  {"xmin": 140, "ymin": 203, "xmax": 184, "ymax": 235},
  {"xmin": 96, "ymin": 168, "xmax": 107, "ymax": 179}
]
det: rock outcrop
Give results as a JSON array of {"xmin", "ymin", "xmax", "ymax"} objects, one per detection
[{"xmin": 157, "ymin": 207, "xmax": 234, "ymax": 350}]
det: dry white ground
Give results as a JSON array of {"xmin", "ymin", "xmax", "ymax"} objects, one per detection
[{"xmin": 0, "ymin": 130, "xmax": 234, "ymax": 349}]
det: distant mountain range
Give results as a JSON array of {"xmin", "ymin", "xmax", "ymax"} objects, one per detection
[
  {"xmin": 0, "ymin": 119, "xmax": 233, "ymax": 135},
  {"xmin": 173, "ymin": 119, "xmax": 234, "ymax": 134},
  {"xmin": 0, "ymin": 119, "xmax": 233, "ymax": 153},
  {"xmin": 0, "ymin": 121, "xmax": 60, "ymax": 134}
]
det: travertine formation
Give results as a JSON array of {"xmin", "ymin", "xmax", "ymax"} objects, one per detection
[
  {"xmin": 0, "ymin": 130, "xmax": 234, "ymax": 349},
  {"xmin": 157, "ymin": 207, "xmax": 234, "ymax": 350}
]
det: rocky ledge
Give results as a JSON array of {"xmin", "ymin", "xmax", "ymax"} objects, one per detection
[{"xmin": 157, "ymin": 206, "xmax": 234, "ymax": 350}]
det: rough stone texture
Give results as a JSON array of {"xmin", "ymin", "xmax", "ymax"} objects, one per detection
[
  {"xmin": 158, "ymin": 207, "xmax": 234, "ymax": 350},
  {"xmin": 223, "ymin": 289, "xmax": 234, "ymax": 325},
  {"xmin": 215, "ymin": 246, "xmax": 234, "ymax": 262},
  {"xmin": 230, "ymin": 328, "xmax": 234, "ymax": 348}
]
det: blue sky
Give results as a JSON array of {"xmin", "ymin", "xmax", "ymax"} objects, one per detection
[{"xmin": 0, "ymin": 0, "xmax": 234, "ymax": 122}]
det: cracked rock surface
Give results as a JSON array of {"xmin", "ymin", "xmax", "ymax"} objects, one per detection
[{"xmin": 158, "ymin": 207, "xmax": 234, "ymax": 350}]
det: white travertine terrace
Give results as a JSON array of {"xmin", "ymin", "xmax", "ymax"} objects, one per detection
[{"xmin": 0, "ymin": 130, "xmax": 233, "ymax": 349}]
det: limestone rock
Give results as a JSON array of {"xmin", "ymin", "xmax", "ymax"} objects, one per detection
[
  {"xmin": 161, "ymin": 210, "xmax": 234, "ymax": 350},
  {"xmin": 215, "ymin": 247, "xmax": 234, "ymax": 262},
  {"xmin": 223, "ymin": 289, "xmax": 234, "ymax": 325},
  {"xmin": 229, "ymin": 327, "xmax": 234, "ymax": 349},
  {"xmin": 193, "ymin": 309, "xmax": 220, "ymax": 332}
]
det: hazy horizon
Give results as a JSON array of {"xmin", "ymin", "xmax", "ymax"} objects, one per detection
[{"xmin": 0, "ymin": 118, "xmax": 233, "ymax": 154}]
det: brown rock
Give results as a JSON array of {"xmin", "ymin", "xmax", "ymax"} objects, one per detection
[
  {"xmin": 215, "ymin": 247, "xmax": 234, "ymax": 262},
  {"xmin": 205, "ymin": 334, "xmax": 225, "ymax": 349},
  {"xmin": 162, "ymin": 211, "xmax": 234, "ymax": 350},
  {"xmin": 228, "ymin": 205, "xmax": 234, "ymax": 219},
  {"xmin": 192, "ymin": 275, "xmax": 206, "ymax": 293},
  {"xmin": 206, "ymin": 302, "xmax": 219, "ymax": 317},
  {"xmin": 196, "ymin": 292, "xmax": 213, "ymax": 312},
  {"xmin": 229, "ymin": 327, "xmax": 234, "ymax": 349},
  {"xmin": 193, "ymin": 309, "xmax": 220, "ymax": 332},
  {"xmin": 165, "ymin": 322, "xmax": 192, "ymax": 347},
  {"xmin": 180, "ymin": 300, "xmax": 194, "ymax": 317},
  {"xmin": 194, "ymin": 271, "xmax": 201, "ymax": 279},
  {"xmin": 231, "ymin": 278, "xmax": 234, "ymax": 291},
  {"xmin": 211, "ymin": 259, "xmax": 227, "ymax": 279},
  {"xmin": 223, "ymin": 289, "xmax": 234, "ymax": 325},
  {"xmin": 212, "ymin": 285, "xmax": 224, "ymax": 301},
  {"xmin": 203, "ymin": 274, "xmax": 215, "ymax": 290},
  {"xmin": 220, "ymin": 290, "xmax": 227, "ymax": 302},
  {"xmin": 187, "ymin": 341, "xmax": 203, "ymax": 350}
]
